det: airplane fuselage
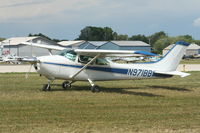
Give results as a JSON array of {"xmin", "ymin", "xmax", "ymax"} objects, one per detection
[{"xmin": 35, "ymin": 55, "xmax": 170, "ymax": 81}]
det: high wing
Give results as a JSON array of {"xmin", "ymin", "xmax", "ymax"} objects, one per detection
[
  {"xmin": 21, "ymin": 42, "xmax": 66, "ymax": 51},
  {"xmin": 75, "ymin": 49, "xmax": 157, "ymax": 57},
  {"xmin": 21, "ymin": 42, "xmax": 157, "ymax": 57}
]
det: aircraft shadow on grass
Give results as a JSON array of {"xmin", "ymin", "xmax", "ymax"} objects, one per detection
[
  {"xmin": 147, "ymin": 85, "xmax": 191, "ymax": 92},
  {"xmin": 39, "ymin": 84, "xmax": 191, "ymax": 96},
  {"xmin": 47, "ymin": 84, "xmax": 163, "ymax": 97},
  {"xmin": 100, "ymin": 87, "xmax": 163, "ymax": 97}
]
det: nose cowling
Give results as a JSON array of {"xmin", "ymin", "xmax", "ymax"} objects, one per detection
[
  {"xmin": 34, "ymin": 63, "xmax": 40, "ymax": 71},
  {"xmin": 36, "ymin": 55, "xmax": 62, "ymax": 80}
]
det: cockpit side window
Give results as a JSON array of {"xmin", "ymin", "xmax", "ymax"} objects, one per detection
[{"xmin": 78, "ymin": 55, "xmax": 93, "ymax": 64}]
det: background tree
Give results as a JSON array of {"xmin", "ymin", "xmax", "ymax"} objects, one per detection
[
  {"xmin": 171, "ymin": 35, "xmax": 193, "ymax": 43},
  {"xmin": 103, "ymin": 27, "xmax": 114, "ymax": 41},
  {"xmin": 0, "ymin": 38, "xmax": 5, "ymax": 42},
  {"xmin": 77, "ymin": 26, "xmax": 114, "ymax": 41},
  {"xmin": 149, "ymin": 31, "xmax": 168, "ymax": 46},
  {"xmin": 114, "ymin": 34, "xmax": 129, "ymax": 40},
  {"xmin": 194, "ymin": 40, "xmax": 200, "ymax": 45},
  {"xmin": 152, "ymin": 35, "xmax": 195, "ymax": 54},
  {"xmin": 153, "ymin": 37, "xmax": 171, "ymax": 54},
  {"xmin": 113, "ymin": 32, "xmax": 118, "ymax": 40},
  {"xmin": 129, "ymin": 34, "xmax": 149, "ymax": 43}
]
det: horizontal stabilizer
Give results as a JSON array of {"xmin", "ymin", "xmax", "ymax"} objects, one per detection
[{"xmin": 155, "ymin": 71, "xmax": 190, "ymax": 77}]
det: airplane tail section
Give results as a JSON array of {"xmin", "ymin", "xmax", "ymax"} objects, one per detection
[{"xmin": 153, "ymin": 41, "xmax": 190, "ymax": 72}]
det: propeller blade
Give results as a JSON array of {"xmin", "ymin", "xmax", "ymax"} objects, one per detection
[{"xmin": 25, "ymin": 64, "xmax": 33, "ymax": 79}]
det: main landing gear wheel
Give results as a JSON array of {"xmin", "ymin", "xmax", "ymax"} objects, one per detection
[
  {"xmin": 91, "ymin": 85, "xmax": 100, "ymax": 93},
  {"xmin": 62, "ymin": 81, "xmax": 71, "ymax": 90},
  {"xmin": 42, "ymin": 84, "xmax": 51, "ymax": 91}
]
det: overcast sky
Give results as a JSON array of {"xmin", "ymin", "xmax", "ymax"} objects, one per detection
[{"xmin": 1, "ymin": 0, "xmax": 200, "ymax": 40}]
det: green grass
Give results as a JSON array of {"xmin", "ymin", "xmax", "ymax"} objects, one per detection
[
  {"xmin": 180, "ymin": 59, "xmax": 200, "ymax": 64},
  {"xmin": 0, "ymin": 72, "xmax": 200, "ymax": 133}
]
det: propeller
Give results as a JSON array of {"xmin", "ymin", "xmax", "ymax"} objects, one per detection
[
  {"xmin": 25, "ymin": 64, "xmax": 33, "ymax": 79},
  {"xmin": 25, "ymin": 40, "xmax": 36, "ymax": 79},
  {"xmin": 22, "ymin": 57, "xmax": 39, "ymax": 79}
]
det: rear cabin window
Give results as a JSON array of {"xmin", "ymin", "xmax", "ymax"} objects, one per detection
[{"xmin": 96, "ymin": 58, "xmax": 109, "ymax": 65}]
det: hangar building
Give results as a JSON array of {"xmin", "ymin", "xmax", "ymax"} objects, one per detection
[
  {"xmin": 1, "ymin": 36, "xmax": 58, "ymax": 57},
  {"xmin": 163, "ymin": 43, "xmax": 200, "ymax": 57},
  {"xmin": 98, "ymin": 41, "xmax": 151, "ymax": 52},
  {"xmin": 78, "ymin": 41, "xmax": 107, "ymax": 49}
]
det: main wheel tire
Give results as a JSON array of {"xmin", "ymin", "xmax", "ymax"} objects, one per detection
[
  {"xmin": 42, "ymin": 84, "xmax": 51, "ymax": 91},
  {"xmin": 62, "ymin": 81, "xmax": 71, "ymax": 90},
  {"xmin": 91, "ymin": 85, "xmax": 100, "ymax": 93}
]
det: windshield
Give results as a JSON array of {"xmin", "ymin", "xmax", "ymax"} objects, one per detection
[{"xmin": 58, "ymin": 50, "xmax": 77, "ymax": 61}]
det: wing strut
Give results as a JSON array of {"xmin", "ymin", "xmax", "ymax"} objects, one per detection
[
  {"xmin": 48, "ymin": 49, "xmax": 53, "ymax": 56},
  {"xmin": 70, "ymin": 54, "xmax": 100, "ymax": 80}
]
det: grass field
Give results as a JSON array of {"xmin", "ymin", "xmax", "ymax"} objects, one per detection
[
  {"xmin": 180, "ymin": 59, "xmax": 200, "ymax": 64},
  {"xmin": 0, "ymin": 72, "xmax": 200, "ymax": 133}
]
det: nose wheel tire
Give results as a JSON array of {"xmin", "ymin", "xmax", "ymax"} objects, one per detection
[
  {"xmin": 42, "ymin": 84, "xmax": 51, "ymax": 91},
  {"xmin": 62, "ymin": 81, "xmax": 71, "ymax": 90},
  {"xmin": 91, "ymin": 85, "xmax": 100, "ymax": 93}
]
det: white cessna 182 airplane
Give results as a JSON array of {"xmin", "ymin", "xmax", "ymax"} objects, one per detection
[{"xmin": 20, "ymin": 41, "xmax": 190, "ymax": 92}]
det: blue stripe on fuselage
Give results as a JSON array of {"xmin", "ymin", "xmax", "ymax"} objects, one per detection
[
  {"xmin": 43, "ymin": 62, "xmax": 128, "ymax": 74},
  {"xmin": 43, "ymin": 62, "xmax": 173, "ymax": 78}
]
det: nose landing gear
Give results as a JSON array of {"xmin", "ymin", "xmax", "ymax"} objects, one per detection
[{"xmin": 42, "ymin": 80, "xmax": 52, "ymax": 91}]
